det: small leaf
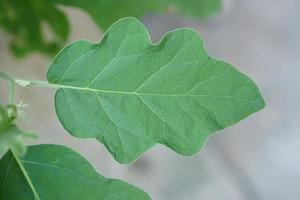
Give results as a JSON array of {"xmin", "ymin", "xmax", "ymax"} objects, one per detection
[
  {"xmin": 47, "ymin": 17, "xmax": 265, "ymax": 163},
  {"xmin": 0, "ymin": 126, "xmax": 28, "ymax": 158},
  {"xmin": 0, "ymin": 144, "xmax": 150, "ymax": 200},
  {"xmin": 0, "ymin": 71, "xmax": 13, "ymax": 81},
  {"xmin": 0, "ymin": 105, "xmax": 36, "ymax": 158},
  {"xmin": 51, "ymin": 0, "xmax": 222, "ymax": 30}
]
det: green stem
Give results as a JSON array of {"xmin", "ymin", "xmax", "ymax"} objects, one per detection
[
  {"xmin": 9, "ymin": 80, "xmax": 16, "ymax": 105},
  {"xmin": 1, "ymin": 72, "xmax": 18, "ymax": 104}
]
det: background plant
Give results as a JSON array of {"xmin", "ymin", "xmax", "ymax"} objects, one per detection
[{"xmin": 0, "ymin": 0, "xmax": 221, "ymax": 57}]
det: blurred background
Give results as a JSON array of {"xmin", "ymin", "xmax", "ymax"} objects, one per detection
[{"xmin": 0, "ymin": 0, "xmax": 299, "ymax": 199}]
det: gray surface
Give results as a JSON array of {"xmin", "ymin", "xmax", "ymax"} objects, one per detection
[{"xmin": 0, "ymin": 0, "xmax": 299, "ymax": 199}]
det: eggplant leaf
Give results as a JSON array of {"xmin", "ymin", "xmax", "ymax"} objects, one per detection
[
  {"xmin": 47, "ymin": 17, "xmax": 265, "ymax": 163},
  {"xmin": 0, "ymin": 144, "xmax": 150, "ymax": 199}
]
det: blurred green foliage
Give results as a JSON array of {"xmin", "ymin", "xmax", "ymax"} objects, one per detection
[
  {"xmin": 0, "ymin": 0, "xmax": 69, "ymax": 57},
  {"xmin": 0, "ymin": 0, "xmax": 221, "ymax": 57}
]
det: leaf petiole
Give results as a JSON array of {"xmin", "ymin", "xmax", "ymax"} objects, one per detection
[
  {"xmin": 14, "ymin": 79, "xmax": 56, "ymax": 89},
  {"xmin": 0, "ymin": 71, "xmax": 56, "ymax": 89}
]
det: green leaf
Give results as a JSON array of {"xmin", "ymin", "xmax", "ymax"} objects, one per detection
[
  {"xmin": 0, "ymin": 126, "xmax": 28, "ymax": 158},
  {"xmin": 0, "ymin": 0, "xmax": 69, "ymax": 57},
  {"xmin": 47, "ymin": 17, "xmax": 265, "ymax": 164},
  {"xmin": 0, "ymin": 105, "xmax": 35, "ymax": 158},
  {"xmin": 52, "ymin": 0, "xmax": 222, "ymax": 30},
  {"xmin": 0, "ymin": 144, "xmax": 151, "ymax": 200}
]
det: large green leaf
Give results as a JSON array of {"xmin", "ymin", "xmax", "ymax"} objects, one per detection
[
  {"xmin": 0, "ymin": 0, "xmax": 221, "ymax": 57},
  {"xmin": 0, "ymin": 144, "xmax": 150, "ymax": 199},
  {"xmin": 47, "ymin": 17, "xmax": 265, "ymax": 164},
  {"xmin": 52, "ymin": 0, "xmax": 222, "ymax": 30}
]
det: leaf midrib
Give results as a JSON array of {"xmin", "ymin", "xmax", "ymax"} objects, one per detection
[
  {"xmin": 11, "ymin": 150, "xmax": 40, "ymax": 200},
  {"xmin": 51, "ymin": 83, "xmax": 258, "ymax": 105}
]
